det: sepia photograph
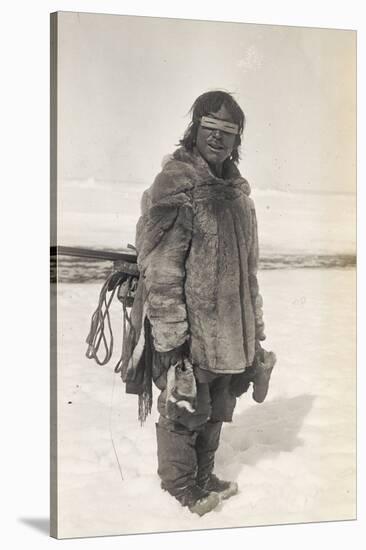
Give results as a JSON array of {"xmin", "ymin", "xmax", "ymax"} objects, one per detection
[{"xmin": 50, "ymin": 11, "xmax": 356, "ymax": 539}]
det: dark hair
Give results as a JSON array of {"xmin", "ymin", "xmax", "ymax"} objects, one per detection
[{"xmin": 179, "ymin": 90, "xmax": 245, "ymax": 163}]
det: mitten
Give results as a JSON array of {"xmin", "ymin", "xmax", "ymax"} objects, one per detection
[
  {"xmin": 166, "ymin": 358, "xmax": 197, "ymax": 418},
  {"xmin": 152, "ymin": 343, "xmax": 187, "ymax": 390},
  {"xmin": 252, "ymin": 348, "xmax": 277, "ymax": 403}
]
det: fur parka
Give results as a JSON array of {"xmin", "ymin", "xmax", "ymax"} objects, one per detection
[{"xmin": 123, "ymin": 147, "xmax": 265, "ymax": 380}]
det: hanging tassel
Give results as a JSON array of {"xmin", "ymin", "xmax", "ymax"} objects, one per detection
[{"xmin": 138, "ymin": 317, "xmax": 154, "ymax": 424}]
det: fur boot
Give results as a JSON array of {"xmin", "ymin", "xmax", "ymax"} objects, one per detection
[
  {"xmin": 156, "ymin": 422, "xmax": 219, "ymax": 515},
  {"xmin": 196, "ymin": 421, "xmax": 238, "ymax": 500}
]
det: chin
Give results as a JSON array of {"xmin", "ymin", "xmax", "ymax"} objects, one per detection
[{"xmin": 205, "ymin": 150, "xmax": 225, "ymax": 164}]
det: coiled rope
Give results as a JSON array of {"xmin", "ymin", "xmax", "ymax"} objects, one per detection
[
  {"xmin": 85, "ymin": 261, "xmax": 138, "ymax": 371},
  {"xmin": 85, "ymin": 272, "xmax": 123, "ymax": 366}
]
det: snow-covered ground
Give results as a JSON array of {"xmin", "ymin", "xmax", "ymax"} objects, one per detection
[{"xmin": 56, "ymin": 267, "xmax": 356, "ymax": 538}]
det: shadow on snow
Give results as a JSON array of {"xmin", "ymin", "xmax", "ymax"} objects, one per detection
[{"xmin": 220, "ymin": 394, "xmax": 315, "ymax": 473}]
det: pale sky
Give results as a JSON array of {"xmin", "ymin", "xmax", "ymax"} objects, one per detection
[{"xmin": 58, "ymin": 12, "xmax": 356, "ymax": 193}]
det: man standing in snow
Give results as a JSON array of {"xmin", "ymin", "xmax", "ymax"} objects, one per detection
[{"xmin": 122, "ymin": 90, "xmax": 275, "ymax": 516}]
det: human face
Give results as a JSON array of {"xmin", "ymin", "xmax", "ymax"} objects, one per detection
[{"xmin": 195, "ymin": 104, "xmax": 237, "ymax": 174}]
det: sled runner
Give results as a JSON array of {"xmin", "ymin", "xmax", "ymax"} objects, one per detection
[{"xmin": 50, "ymin": 245, "xmax": 138, "ymax": 264}]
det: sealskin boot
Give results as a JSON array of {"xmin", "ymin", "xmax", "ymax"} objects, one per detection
[
  {"xmin": 196, "ymin": 421, "xmax": 238, "ymax": 500},
  {"xmin": 199, "ymin": 473, "xmax": 238, "ymax": 500},
  {"xmin": 185, "ymin": 486, "xmax": 220, "ymax": 516},
  {"xmin": 160, "ymin": 481, "xmax": 220, "ymax": 516},
  {"xmin": 156, "ymin": 422, "xmax": 220, "ymax": 515}
]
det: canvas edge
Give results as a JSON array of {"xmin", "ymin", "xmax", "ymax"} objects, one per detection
[{"xmin": 50, "ymin": 10, "xmax": 58, "ymax": 540}]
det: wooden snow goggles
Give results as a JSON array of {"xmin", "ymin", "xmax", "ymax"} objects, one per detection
[{"xmin": 200, "ymin": 116, "xmax": 239, "ymax": 135}]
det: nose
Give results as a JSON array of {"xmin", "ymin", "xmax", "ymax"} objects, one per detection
[{"xmin": 212, "ymin": 128, "xmax": 223, "ymax": 139}]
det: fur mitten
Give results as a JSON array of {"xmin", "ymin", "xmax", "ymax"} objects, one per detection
[
  {"xmin": 152, "ymin": 343, "xmax": 187, "ymax": 390},
  {"xmin": 166, "ymin": 358, "xmax": 197, "ymax": 417},
  {"xmin": 252, "ymin": 348, "xmax": 276, "ymax": 403},
  {"xmin": 229, "ymin": 347, "xmax": 276, "ymax": 402}
]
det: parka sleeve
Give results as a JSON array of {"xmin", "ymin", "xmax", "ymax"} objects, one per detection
[
  {"xmin": 248, "ymin": 201, "xmax": 266, "ymax": 342},
  {"xmin": 136, "ymin": 171, "xmax": 193, "ymax": 353}
]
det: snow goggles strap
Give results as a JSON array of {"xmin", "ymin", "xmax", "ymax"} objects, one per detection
[{"xmin": 200, "ymin": 116, "xmax": 239, "ymax": 135}]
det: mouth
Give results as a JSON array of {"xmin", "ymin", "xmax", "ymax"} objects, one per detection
[{"xmin": 207, "ymin": 142, "xmax": 224, "ymax": 152}]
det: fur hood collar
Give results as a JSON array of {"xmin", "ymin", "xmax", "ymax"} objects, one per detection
[{"xmin": 161, "ymin": 147, "xmax": 251, "ymax": 197}]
